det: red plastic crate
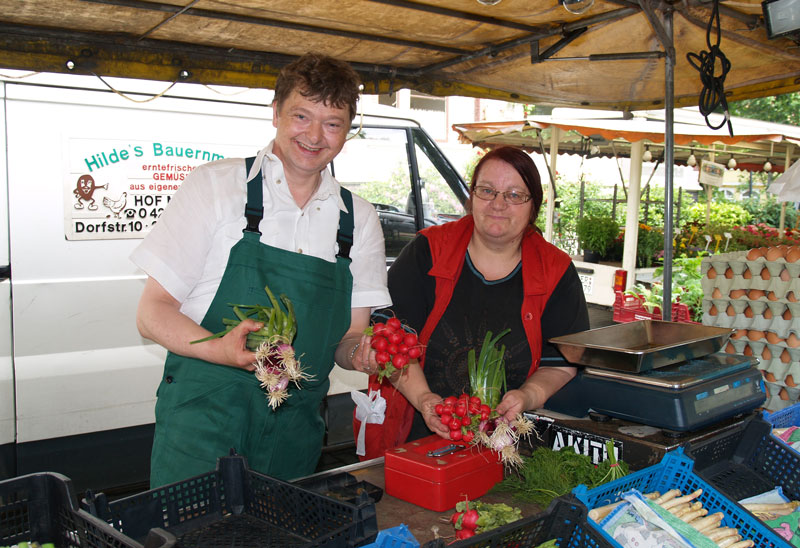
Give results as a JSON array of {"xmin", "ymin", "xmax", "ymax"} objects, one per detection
[
  {"xmin": 384, "ymin": 435, "xmax": 503, "ymax": 512},
  {"xmin": 613, "ymin": 291, "xmax": 696, "ymax": 324}
]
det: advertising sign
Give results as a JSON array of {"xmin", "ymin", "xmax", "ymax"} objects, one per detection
[
  {"xmin": 65, "ymin": 138, "xmax": 246, "ymax": 240},
  {"xmin": 698, "ymin": 159, "xmax": 725, "ymax": 187}
]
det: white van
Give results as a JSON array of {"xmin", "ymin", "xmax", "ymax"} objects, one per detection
[{"xmin": 0, "ymin": 72, "xmax": 468, "ymax": 492}]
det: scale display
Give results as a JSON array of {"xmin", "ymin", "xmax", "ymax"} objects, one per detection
[{"xmin": 545, "ymin": 353, "xmax": 765, "ymax": 432}]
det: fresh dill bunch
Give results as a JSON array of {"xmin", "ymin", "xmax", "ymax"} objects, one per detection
[{"xmin": 495, "ymin": 445, "xmax": 628, "ymax": 507}]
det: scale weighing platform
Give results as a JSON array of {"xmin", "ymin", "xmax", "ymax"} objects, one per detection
[
  {"xmin": 546, "ymin": 320, "xmax": 766, "ymax": 432},
  {"xmin": 544, "ymin": 352, "xmax": 764, "ymax": 431}
]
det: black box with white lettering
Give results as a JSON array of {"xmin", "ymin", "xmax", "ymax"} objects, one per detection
[{"xmin": 521, "ymin": 409, "xmax": 757, "ymax": 471}]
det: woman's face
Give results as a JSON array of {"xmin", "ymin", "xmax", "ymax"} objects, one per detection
[{"xmin": 471, "ymin": 158, "xmax": 533, "ymax": 246}]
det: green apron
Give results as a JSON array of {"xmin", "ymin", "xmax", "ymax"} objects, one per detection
[{"xmin": 149, "ymin": 157, "xmax": 354, "ymax": 487}]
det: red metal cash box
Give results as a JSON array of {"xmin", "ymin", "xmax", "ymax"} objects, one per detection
[{"xmin": 383, "ymin": 435, "xmax": 503, "ymax": 511}]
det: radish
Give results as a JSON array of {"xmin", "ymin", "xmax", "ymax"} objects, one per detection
[
  {"xmin": 253, "ymin": 336, "xmax": 311, "ymax": 410},
  {"xmin": 192, "ymin": 284, "xmax": 311, "ymax": 410},
  {"xmin": 364, "ymin": 316, "xmax": 424, "ymax": 382},
  {"xmin": 461, "ymin": 508, "xmax": 479, "ymax": 530}
]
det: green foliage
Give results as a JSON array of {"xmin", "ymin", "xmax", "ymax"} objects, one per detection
[
  {"xmin": 463, "ymin": 148, "xmax": 484, "ymax": 185},
  {"xmin": 685, "ymin": 201, "xmax": 752, "ymax": 227},
  {"xmin": 576, "ymin": 214, "xmax": 620, "ymax": 256},
  {"xmin": 496, "ymin": 445, "xmax": 628, "ymax": 507},
  {"xmin": 636, "ymin": 224, "xmax": 664, "ymax": 268},
  {"xmin": 657, "ymin": 255, "xmax": 705, "ymax": 322},
  {"xmin": 741, "ymin": 195, "xmax": 798, "ymax": 228},
  {"xmin": 552, "ymin": 175, "xmax": 613, "ymax": 236},
  {"xmin": 356, "ymin": 163, "xmax": 410, "ymax": 206},
  {"xmin": 729, "ymin": 93, "xmax": 800, "ymax": 126}
]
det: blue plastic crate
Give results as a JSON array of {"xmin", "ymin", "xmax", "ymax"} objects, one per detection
[
  {"xmin": 573, "ymin": 447, "xmax": 790, "ymax": 548},
  {"xmin": 685, "ymin": 415, "xmax": 800, "ymax": 502},
  {"xmin": 360, "ymin": 525, "xmax": 418, "ymax": 548},
  {"xmin": 764, "ymin": 402, "xmax": 800, "ymax": 430},
  {"xmin": 420, "ymin": 494, "xmax": 615, "ymax": 548}
]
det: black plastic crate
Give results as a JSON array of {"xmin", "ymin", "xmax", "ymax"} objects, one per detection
[
  {"xmin": 83, "ymin": 455, "xmax": 377, "ymax": 548},
  {"xmin": 420, "ymin": 494, "xmax": 615, "ymax": 548},
  {"xmin": 684, "ymin": 414, "xmax": 800, "ymax": 502},
  {"xmin": 293, "ymin": 472, "xmax": 382, "ymax": 507},
  {"xmin": 1, "ymin": 471, "xmax": 168, "ymax": 548}
]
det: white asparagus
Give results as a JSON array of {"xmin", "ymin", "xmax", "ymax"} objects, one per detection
[
  {"xmin": 741, "ymin": 501, "xmax": 798, "ymax": 512},
  {"xmin": 588, "ymin": 500, "xmax": 624, "ymax": 522},
  {"xmin": 726, "ymin": 541, "xmax": 754, "ymax": 548},
  {"xmin": 707, "ymin": 527, "xmax": 739, "ymax": 541},
  {"xmin": 662, "ymin": 488, "xmax": 703, "ymax": 510},
  {"xmin": 654, "ymin": 489, "xmax": 682, "ymax": 505},
  {"xmin": 669, "ymin": 502, "xmax": 690, "ymax": 515},
  {"xmin": 588, "ymin": 492, "xmax": 661, "ymax": 522},
  {"xmin": 696, "ymin": 512, "xmax": 725, "ymax": 533},
  {"xmin": 718, "ymin": 535, "xmax": 742, "ymax": 548},
  {"xmin": 680, "ymin": 508, "xmax": 707, "ymax": 523},
  {"xmin": 675, "ymin": 501, "xmax": 703, "ymax": 518}
]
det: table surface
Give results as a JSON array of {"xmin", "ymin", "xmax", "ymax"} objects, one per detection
[{"xmin": 332, "ymin": 458, "xmax": 545, "ymax": 545}]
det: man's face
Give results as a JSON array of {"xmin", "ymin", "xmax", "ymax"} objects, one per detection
[{"xmin": 272, "ymin": 89, "xmax": 350, "ymax": 183}]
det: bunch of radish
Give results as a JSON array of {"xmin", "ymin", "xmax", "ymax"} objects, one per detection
[
  {"xmin": 366, "ymin": 317, "xmax": 423, "ymax": 382},
  {"xmin": 431, "ymin": 329, "xmax": 534, "ymax": 467},
  {"xmin": 449, "ymin": 499, "xmax": 522, "ymax": 540},
  {"xmin": 191, "ymin": 284, "xmax": 311, "ymax": 410},
  {"xmin": 434, "ymin": 393, "xmax": 491, "ymax": 444}
]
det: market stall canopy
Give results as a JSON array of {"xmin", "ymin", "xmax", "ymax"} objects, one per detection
[
  {"xmin": 452, "ymin": 108, "xmax": 800, "ymax": 173},
  {"xmin": 1, "ymin": 1, "xmax": 799, "ymax": 109},
  {"xmin": 772, "ymin": 159, "xmax": 800, "ymax": 201}
]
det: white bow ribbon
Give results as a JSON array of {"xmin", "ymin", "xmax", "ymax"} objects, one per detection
[{"xmin": 351, "ymin": 389, "xmax": 386, "ymax": 456}]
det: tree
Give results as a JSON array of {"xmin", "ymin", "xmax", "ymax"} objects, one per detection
[{"xmin": 728, "ymin": 93, "xmax": 800, "ymax": 126}]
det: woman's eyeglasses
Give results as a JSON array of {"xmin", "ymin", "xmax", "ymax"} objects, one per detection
[{"xmin": 472, "ymin": 185, "xmax": 531, "ymax": 205}]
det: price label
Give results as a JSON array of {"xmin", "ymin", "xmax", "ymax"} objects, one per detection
[{"xmin": 579, "ymin": 273, "xmax": 594, "ymax": 296}]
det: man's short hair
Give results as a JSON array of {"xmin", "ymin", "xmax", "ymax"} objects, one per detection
[{"xmin": 274, "ymin": 53, "xmax": 361, "ymax": 121}]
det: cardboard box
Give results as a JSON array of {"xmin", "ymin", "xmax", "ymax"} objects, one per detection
[{"xmin": 383, "ymin": 435, "xmax": 503, "ymax": 511}]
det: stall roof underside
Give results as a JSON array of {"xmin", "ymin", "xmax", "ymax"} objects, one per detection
[
  {"xmin": 453, "ymin": 108, "xmax": 800, "ymax": 172},
  {"xmin": 1, "ymin": 0, "xmax": 799, "ymax": 110}
]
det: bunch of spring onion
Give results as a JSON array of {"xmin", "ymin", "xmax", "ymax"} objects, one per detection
[
  {"xmin": 468, "ymin": 329, "xmax": 534, "ymax": 467},
  {"xmin": 191, "ymin": 284, "xmax": 311, "ymax": 410}
]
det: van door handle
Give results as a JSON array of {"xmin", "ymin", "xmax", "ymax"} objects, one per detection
[{"xmin": 0, "ymin": 265, "xmax": 10, "ymax": 281}]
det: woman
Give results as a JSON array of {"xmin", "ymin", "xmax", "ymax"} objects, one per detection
[{"xmin": 354, "ymin": 146, "xmax": 589, "ymax": 458}]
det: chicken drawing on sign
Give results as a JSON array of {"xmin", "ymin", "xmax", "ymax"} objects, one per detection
[
  {"xmin": 73, "ymin": 174, "xmax": 108, "ymax": 210},
  {"xmin": 103, "ymin": 192, "xmax": 128, "ymax": 218}
]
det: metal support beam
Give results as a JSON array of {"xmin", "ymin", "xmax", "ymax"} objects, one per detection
[{"xmin": 662, "ymin": 8, "xmax": 675, "ymax": 321}]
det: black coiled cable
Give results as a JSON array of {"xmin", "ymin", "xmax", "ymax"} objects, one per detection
[{"xmin": 686, "ymin": 0, "xmax": 734, "ymax": 136}]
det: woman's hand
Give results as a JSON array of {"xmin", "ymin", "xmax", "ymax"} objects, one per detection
[
  {"xmin": 494, "ymin": 389, "xmax": 532, "ymax": 421},
  {"xmin": 417, "ymin": 391, "xmax": 450, "ymax": 438},
  {"xmin": 350, "ymin": 333, "xmax": 380, "ymax": 375}
]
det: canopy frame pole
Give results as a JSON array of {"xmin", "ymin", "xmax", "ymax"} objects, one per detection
[
  {"xmin": 781, "ymin": 143, "xmax": 795, "ymax": 232},
  {"xmin": 624, "ymin": 141, "xmax": 644, "ymax": 290},
  {"xmin": 661, "ymin": 8, "xmax": 675, "ymax": 321},
  {"xmin": 545, "ymin": 126, "xmax": 560, "ymax": 243}
]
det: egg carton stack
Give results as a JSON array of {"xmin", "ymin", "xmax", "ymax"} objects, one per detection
[{"xmin": 701, "ymin": 246, "xmax": 800, "ymax": 413}]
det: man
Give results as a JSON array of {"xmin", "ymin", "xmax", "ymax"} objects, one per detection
[{"xmin": 132, "ymin": 53, "xmax": 390, "ymax": 486}]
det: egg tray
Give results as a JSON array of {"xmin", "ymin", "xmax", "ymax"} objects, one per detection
[{"xmin": 722, "ymin": 333, "xmax": 800, "ymax": 412}]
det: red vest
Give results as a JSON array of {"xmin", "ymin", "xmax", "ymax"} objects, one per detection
[{"xmin": 354, "ymin": 216, "xmax": 572, "ymax": 459}]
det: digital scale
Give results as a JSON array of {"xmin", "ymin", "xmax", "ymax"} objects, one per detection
[{"xmin": 545, "ymin": 321, "xmax": 766, "ymax": 432}]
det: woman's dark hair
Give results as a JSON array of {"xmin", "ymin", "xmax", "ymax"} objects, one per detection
[
  {"xmin": 468, "ymin": 147, "xmax": 544, "ymax": 226},
  {"xmin": 274, "ymin": 53, "xmax": 361, "ymax": 121}
]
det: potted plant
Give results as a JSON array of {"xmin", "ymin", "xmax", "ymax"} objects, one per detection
[{"xmin": 576, "ymin": 214, "xmax": 620, "ymax": 262}]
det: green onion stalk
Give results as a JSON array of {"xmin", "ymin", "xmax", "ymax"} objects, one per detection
[
  {"xmin": 190, "ymin": 284, "xmax": 311, "ymax": 410},
  {"xmin": 468, "ymin": 329, "xmax": 534, "ymax": 468}
]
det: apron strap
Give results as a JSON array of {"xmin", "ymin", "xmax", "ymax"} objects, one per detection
[
  {"xmin": 336, "ymin": 187, "xmax": 354, "ymax": 261},
  {"xmin": 243, "ymin": 156, "xmax": 263, "ymax": 234},
  {"xmin": 243, "ymin": 155, "xmax": 353, "ymax": 259}
]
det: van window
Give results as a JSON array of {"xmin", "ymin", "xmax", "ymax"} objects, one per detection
[{"xmin": 333, "ymin": 124, "xmax": 467, "ymax": 260}]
